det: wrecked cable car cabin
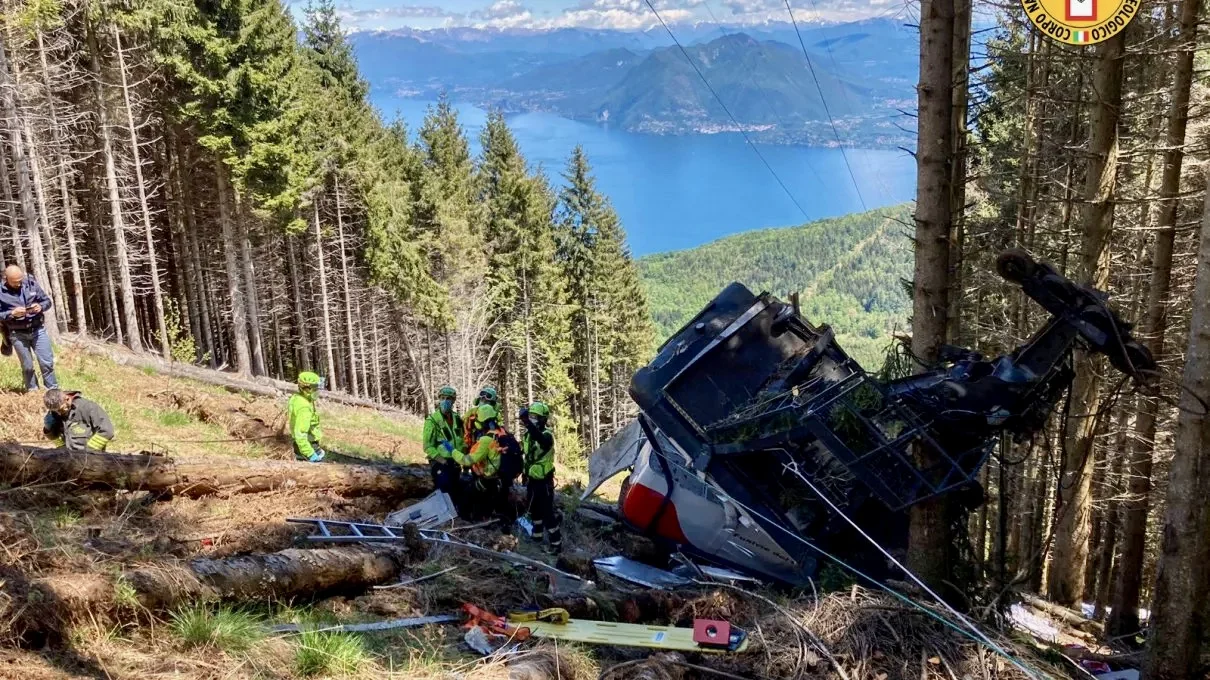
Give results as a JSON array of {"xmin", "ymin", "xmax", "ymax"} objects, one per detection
[{"xmin": 593, "ymin": 250, "xmax": 1154, "ymax": 586}]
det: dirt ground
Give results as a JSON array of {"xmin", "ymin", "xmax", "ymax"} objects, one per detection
[{"xmin": 0, "ymin": 349, "xmax": 1078, "ymax": 679}]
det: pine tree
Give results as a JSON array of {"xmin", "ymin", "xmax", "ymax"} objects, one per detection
[
  {"xmin": 556, "ymin": 145, "xmax": 651, "ymax": 451},
  {"xmin": 479, "ymin": 111, "xmax": 578, "ymax": 452}
]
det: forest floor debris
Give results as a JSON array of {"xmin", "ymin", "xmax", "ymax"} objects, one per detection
[{"xmin": 0, "ymin": 347, "xmax": 1092, "ymax": 678}]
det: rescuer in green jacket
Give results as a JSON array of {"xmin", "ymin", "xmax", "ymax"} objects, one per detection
[
  {"xmin": 520, "ymin": 401, "xmax": 561, "ymax": 553},
  {"xmin": 43, "ymin": 389, "xmax": 114, "ymax": 452},
  {"xmin": 423, "ymin": 385, "xmax": 465, "ymax": 498},
  {"xmin": 461, "ymin": 403, "xmax": 522, "ymax": 532},
  {"xmin": 288, "ymin": 371, "xmax": 325, "ymax": 462},
  {"xmin": 461, "ymin": 385, "xmax": 499, "ymax": 450}
]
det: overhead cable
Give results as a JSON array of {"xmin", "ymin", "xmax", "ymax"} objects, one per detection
[
  {"xmin": 782, "ymin": 0, "xmax": 868, "ymax": 211},
  {"xmin": 642, "ymin": 0, "xmax": 811, "ymax": 222}
]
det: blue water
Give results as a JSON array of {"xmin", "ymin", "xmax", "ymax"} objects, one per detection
[{"xmin": 373, "ymin": 95, "xmax": 917, "ymax": 256}]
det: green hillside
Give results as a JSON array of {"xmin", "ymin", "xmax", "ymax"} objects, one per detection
[{"xmin": 638, "ymin": 205, "xmax": 914, "ymax": 368}]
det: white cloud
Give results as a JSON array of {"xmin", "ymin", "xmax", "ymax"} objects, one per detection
[
  {"xmin": 337, "ymin": 0, "xmax": 889, "ymax": 33},
  {"xmin": 469, "ymin": 0, "xmax": 535, "ymax": 27},
  {"xmin": 335, "ymin": 4, "xmax": 464, "ymax": 29},
  {"xmin": 482, "ymin": 0, "xmax": 526, "ymax": 19}
]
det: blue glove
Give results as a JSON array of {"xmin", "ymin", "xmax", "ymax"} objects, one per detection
[
  {"xmin": 309, "ymin": 449, "xmax": 326, "ymax": 463},
  {"xmin": 441, "ymin": 440, "xmax": 454, "ymax": 453},
  {"xmin": 43, "ymin": 412, "xmax": 56, "ymax": 432}
]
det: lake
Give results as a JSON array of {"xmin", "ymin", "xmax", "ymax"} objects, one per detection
[{"xmin": 372, "ymin": 94, "xmax": 917, "ymax": 256}]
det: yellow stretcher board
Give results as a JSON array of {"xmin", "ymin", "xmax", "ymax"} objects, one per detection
[{"xmin": 513, "ymin": 618, "xmax": 750, "ymax": 654}]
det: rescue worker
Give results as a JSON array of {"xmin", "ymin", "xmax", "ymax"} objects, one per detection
[
  {"xmin": 43, "ymin": 388, "xmax": 114, "ymax": 452},
  {"xmin": 460, "ymin": 403, "xmax": 521, "ymax": 531},
  {"xmin": 288, "ymin": 371, "xmax": 326, "ymax": 462},
  {"xmin": 520, "ymin": 402, "xmax": 561, "ymax": 553},
  {"xmin": 462, "ymin": 386, "xmax": 499, "ymax": 451},
  {"xmin": 423, "ymin": 385, "xmax": 465, "ymax": 498}
]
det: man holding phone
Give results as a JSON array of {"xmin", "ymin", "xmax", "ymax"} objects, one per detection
[{"xmin": 0, "ymin": 264, "xmax": 58, "ymax": 392}]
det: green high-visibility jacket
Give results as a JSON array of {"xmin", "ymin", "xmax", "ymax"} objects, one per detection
[
  {"xmin": 522, "ymin": 427, "xmax": 555, "ymax": 479},
  {"xmin": 467, "ymin": 430, "xmax": 504, "ymax": 478},
  {"xmin": 287, "ymin": 392, "xmax": 323, "ymax": 453},
  {"xmin": 423, "ymin": 410, "xmax": 465, "ymax": 461}
]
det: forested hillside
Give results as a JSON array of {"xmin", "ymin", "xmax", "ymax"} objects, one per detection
[
  {"xmin": 639, "ymin": 205, "xmax": 913, "ymax": 367},
  {"xmin": 908, "ymin": 0, "xmax": 1210, "ymax": 671},
  {"xmin": 0, "ymin": 0, "xmax": 652, "ymax": 458}
]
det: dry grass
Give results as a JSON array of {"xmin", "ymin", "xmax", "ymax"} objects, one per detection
[
  {"xmin": 0, "ymin": 347, "xmax": 1076, "ymax": 680},
  {"xmin": 0, "ymin": 346, "xmax": 424, "ymax": 463}
]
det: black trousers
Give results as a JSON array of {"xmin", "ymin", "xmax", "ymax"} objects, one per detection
[
  {"xmin": 525, "ymin": 474, "xmax": 562, "ymax": 549},
  {"xmin": 472, "ymin": 476, "xmax": 515, "ymax": 530},
  {"xmin": 430, "ymin": 458, "xmax": 463, "ymax": 506}
]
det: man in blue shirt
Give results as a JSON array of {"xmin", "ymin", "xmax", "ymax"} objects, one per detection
[{"xmin": 0, "ymin": 265, "xmax": 57, "ymax": 392}]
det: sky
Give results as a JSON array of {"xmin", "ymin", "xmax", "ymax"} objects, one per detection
[{"xmin": 303, "ymin": 0, "xmax": 906, "ymax": 33}]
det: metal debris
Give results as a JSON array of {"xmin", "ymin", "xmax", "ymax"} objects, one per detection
[
  {"xmin": 593, "ymin": 555, "xmax": 691, "ymax": 590},
  {"xmin": 385, "ymin": 490, "xmax": 457, "ymax": 529},
  {"xmin": 268, "ymin": 613, "xmax": 461, "ymax": 634},
  {"xmin": 422, "ymin": 529, "xmax": 588, "ymax": 586}
]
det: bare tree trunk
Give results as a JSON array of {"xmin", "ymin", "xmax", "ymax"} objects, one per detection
[
  {"xmin": 0, "ymin": 37, "xmax": 58, "ymax": 336},
  {"xmin": 286, "ymin": 232, "xmax": 310, "ymax": 370},
  {"xmin": 215, "ymin": 164, "xmax": 251, "ymax": 375},
  {"xmin": 182, "ymin": 167, "xmax": 215, "ymax": 366},
  {"xmin": 334, "ymin": 176, "xmax": 359, "ymax": 396},
  {"xmin": 907, "ymin": 0, "xmax": 956, "ymax": 592},
  {"xmin": 946, "ymin": 0, "xmax": 971, "ymax": 344},
  {"xmin": 1049, "ymin": 34, "xmax": 1123, "ymax": 606},
  {"xmin": 7, "ymin": 29, "xmax": 65, "ymax": 336},
  {"xmin": 238, "ymin": 208, "xmax": 265, "ymax": 376},
  {"xmin": 370, "ymin": 298, "xmax": 383, "ymax": 403},
  {"xmin": 36, "ymin": 30, "xmax": 85, "ymax": 335},
  {"xmin": 1092, "ymin": 435, "xmax": 1125, "ymax": 620},
  {"xmin": 314, "ymin": 200, "xmax": 337, "ymax": 389},
  {"xmin": 1144, "ymin": 163, "xmax": 1210, "ymax": 680},
  {"xmin": 165, "ymin": 130, "xmax": 199, "ymax": 354},
  {"xmin": 1108, "ymin": 0, "xmax": 1201, "ymax": 638},
  {"xmin": 112, "ymin": 28, "xmax": 167, "ymax": 357},
  {"xmin": 86, "ymin": 22, "xmax": 140, "ymax": 350},
  {"xmin": 0, "ymin": 151, "xmax": 24, "ymax": 270}
]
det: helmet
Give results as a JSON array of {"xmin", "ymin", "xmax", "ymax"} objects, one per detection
[
  {"xmin": 437, "ymin": 385, "xmax": 457, "ymax": 400},
  {"xmin": 477, "ymin": 403, "xmax": 499, "ymax": 423},
  {"xmin": 528, "ymin": 402, "xmax": 550, "ymax": 418},
  {"xmin": 478, "ymin": 386, "xmax": 498, "ymax": 404},
  {"xmin": 298, "ymin": 371, "xmax": 322, "ymax": 387}
]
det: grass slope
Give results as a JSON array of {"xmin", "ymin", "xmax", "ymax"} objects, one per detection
[
  {"xmin": 639, "ymin": 204, "xmax": 914, "ymax": 368},
  {"xmin": 0, "ymin": 345, "xmax": 424, "ymax": 464}
]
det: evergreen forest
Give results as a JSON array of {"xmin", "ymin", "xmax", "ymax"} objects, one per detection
[{"xmin": 0, "ymin": 0, "xmax": 653, "ymax": 458}]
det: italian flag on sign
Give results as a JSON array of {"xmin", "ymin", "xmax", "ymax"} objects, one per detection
[{"xmin": 1072, "ymin": 30, "xmax": 1090, "ymax": 42}]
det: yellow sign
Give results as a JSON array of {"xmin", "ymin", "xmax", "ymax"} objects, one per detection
[{"xmin": 1021, "ymin": 0, "xmax": 1140, "ymax": 45}]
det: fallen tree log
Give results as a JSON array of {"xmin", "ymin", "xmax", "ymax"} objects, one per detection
[
  {"xmin": 0, "ymin": 444, "xmax": 432, "ymax": 499},
  {"xmin": 1017, "ymin": 592, "xmax": 1102, "ymax": 633},
  {"xmin": 9, "ymin": 540, "xmax": 423, "ymax": 645},
  {"xmin": 158, "ymin": 391, "xmax": 282, "ymax": 441}
]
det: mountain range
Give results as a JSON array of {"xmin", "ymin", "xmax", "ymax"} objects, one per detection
[{"xmin": 350, "ymin": 19, "xmax": 918, "ymax": 147}]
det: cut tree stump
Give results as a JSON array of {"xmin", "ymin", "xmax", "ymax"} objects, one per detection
[
  {"xmin": 0, "ymin": 444, "xmax": 433, "ymax": 499},
  {"xmin": 9, "ymin": 540, "xmax": 423, "ymax": 645}
]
